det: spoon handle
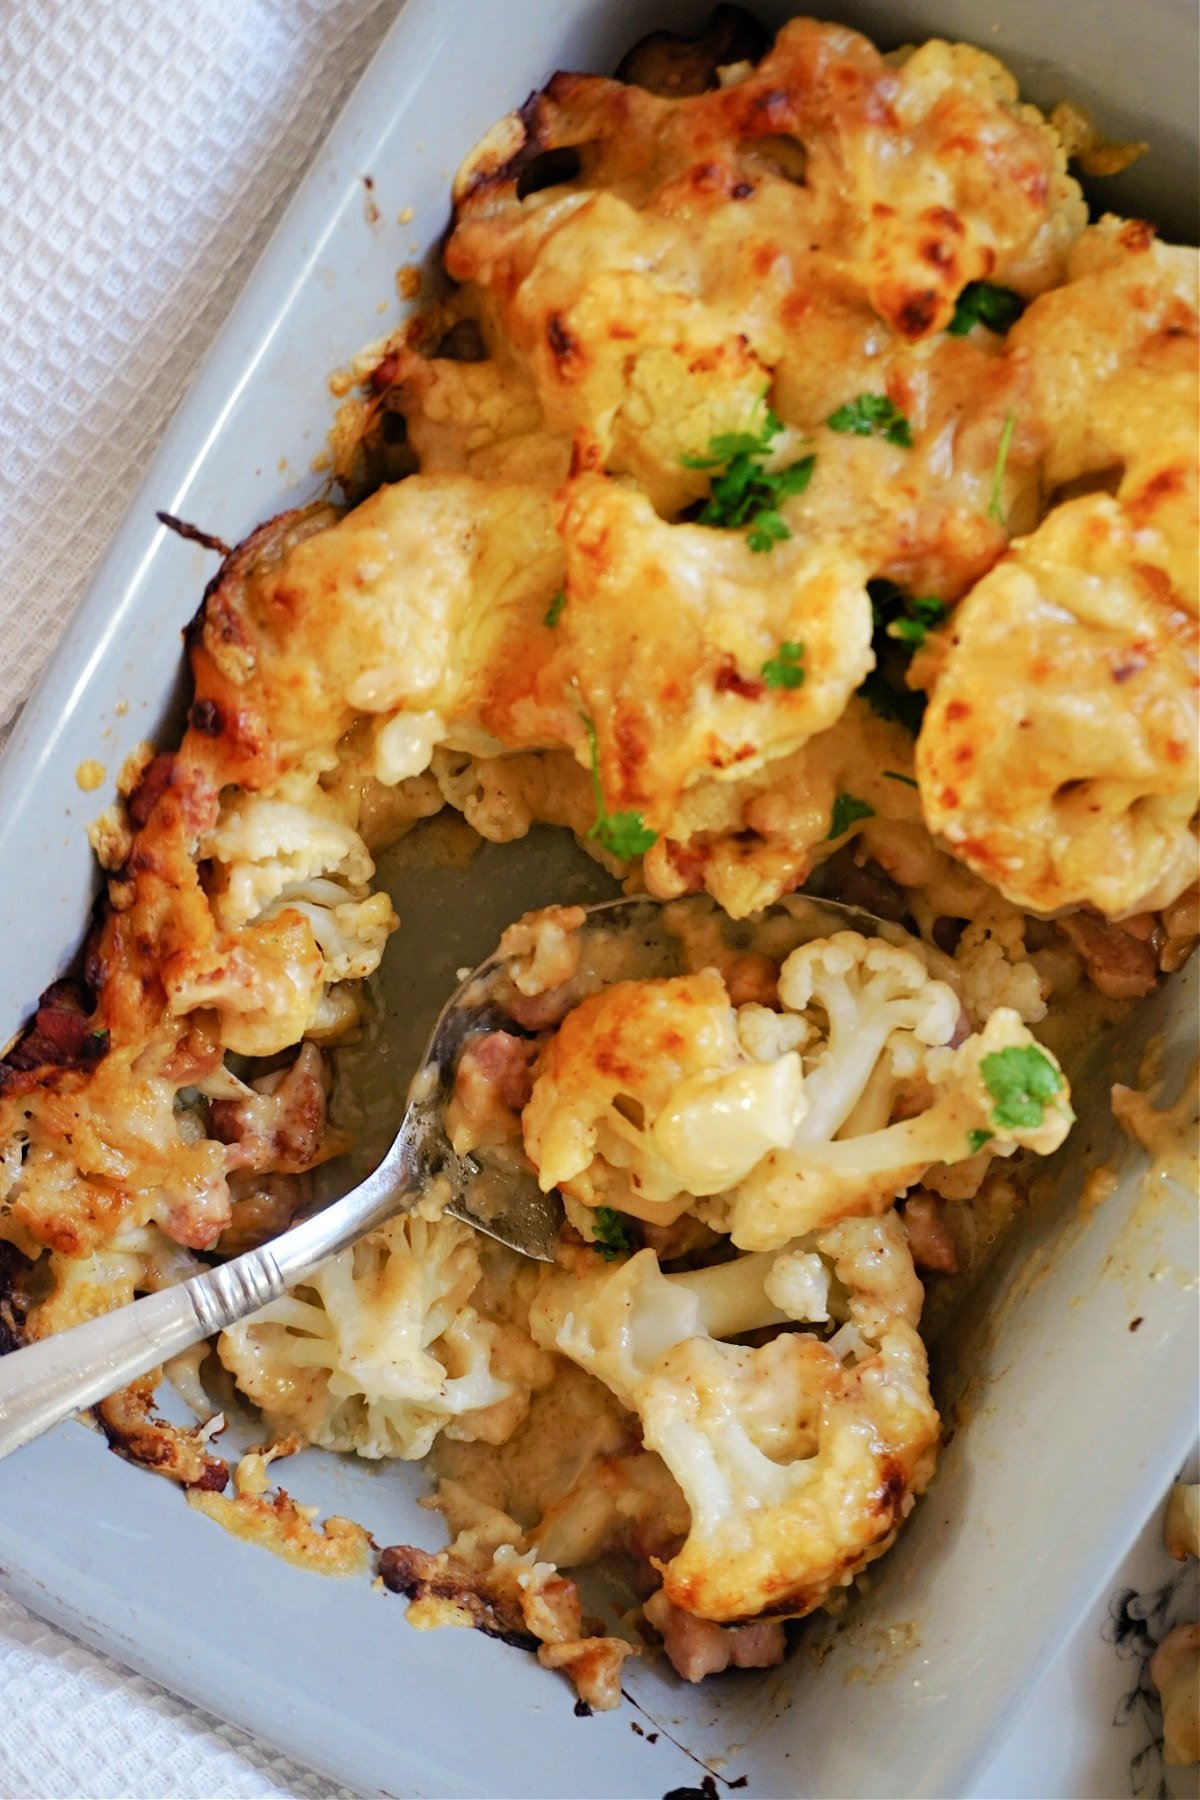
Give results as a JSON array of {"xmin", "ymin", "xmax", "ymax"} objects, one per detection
[
  {"xmin": 0, "ymin": 1247, "xmax": 287, "ymax": 1461},
  {"xmin": 0, "ymin": 1144, "xmax": 416, "ymax": 1462}
]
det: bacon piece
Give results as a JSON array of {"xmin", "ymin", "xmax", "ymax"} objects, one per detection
[
  {"xmin": 208, "ymin": 1042, "xmax": 330, "ymax": 1174},
  {"xmin": 452, "ymin": 1030, "xmax": 539, "ymax": 1143},
  {"xmin": 1057, "ymin": 912, "xmax": 1159, "ymax": 999},
  {"xmin": 901, "ymin": 1190, "xmax": 960, "ymax": 1274},
  {"xmin": 644, "ymin": 1590, "xmax": 786, "ymax": 1682},
  {"xmin": 0, "ymin": 979, "xmax": 106, "ymax": 1091}
]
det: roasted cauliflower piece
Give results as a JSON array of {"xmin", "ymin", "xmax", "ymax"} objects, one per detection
[
  {"xmin": 191, "ymin": 475, "xmax": 566, "ymax": 785},
  {"xmin": 179, "ymin": 779, "xmax": 399, "ymax": 1048},
  {"xmin": 1013, "ymin": 217, "xmax": 1199, "ymax": 608},
  {"xmin": 729, "ymin": 1004, "xmax": 1073, "ymax": 1250},
  {"xmin": 917, "ymin": 494, "xmax": 1199, "ymax": 919},
  {"xmin": 522, "ymin": 969, "xmax": 806, "ymax": 1224},
  {"xmin": 558, "ymin": 472, "xmax": 874, "ymax": 827},
  {"xmin": 202, "ymin": 787, "xmax": 376, "ymax": 933},
  {"xmin": 219, "ymin": 1214, "xmax": 520, "ymax": 1461},
  {"xmin": 529, "ymin": 1213, "xmax": 939, "ymax": 1623},
  {"xmin": 522, "ymin": 930, "xmax": 1071, "ymax": 1249}
]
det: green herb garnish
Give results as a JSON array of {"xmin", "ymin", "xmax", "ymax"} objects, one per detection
[
  {"xmin": 981, "ymin": 1044, "xmax": 1066, "ymax": 1131},
  {"xmin": 582, "ymin": 713, "xmax": 657, "ymax": 861},
  {"xmin": 887, "ymin": 595, "xmax": 948, "ymax": 650},
  {"xmin": 882, "ymin": 769, "xmax": 918, "ymax": 788},
  {"xmin": 828, "ymin": 793, "xmax": 875, "ymax": 839},
  {"xmin": 858, "ymin": 579, "xmax": 938, "ymax": 733},
  {"xmin": 682, "ymin": 402, "xmax": 815, "ymax": 553},
  {"xmin": 860, "ymin": 670, "xmax": 925, "ymax": 733},
  {"xmin": 591, "ymin": 1206, "xmax": 633, "ymax": 1261},
  {"xmin": 988, "ymin": 411, "xmax": 1016, "ymax": 526},
  {"xmin": 761, "ymin": 640, "xmax": 806, "ymax": 691},
  {"xmin": 947, "ymin": 281, "xmax": 1025, "ymax": 338},
  {"xmin": 543, "ymin": 589, "xmax": 566, "ymax": 628},
  {"xmin": 826, "ymin": 393, "xmax": 913, "ymax": 448},
  {"xmin": 967, "ymin": 1128, "xmax": 994, "ymax": 1154}
]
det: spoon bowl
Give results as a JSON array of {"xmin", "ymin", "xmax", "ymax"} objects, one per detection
[{"xmin": 0, "ymin": 889, "xmax": 903, "ymax": 1459}]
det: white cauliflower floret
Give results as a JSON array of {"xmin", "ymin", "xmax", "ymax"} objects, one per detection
[
  {"xmin": 261, "ymin": 882, "xmax": 396, "ymax": 983},
  {"xmin": 521, "ymin": 971, "xmax": 806, "ymax": 1224},
  {"xmin": 763, "ymin": 1249, "xmax": 831, "ymax": 1324},
  {"xmin": 729, "ymin": 1006, "xmax": 1073, "ymax": 1249},
  {"xmin": 776, "ymin": 933, "xmax": 961, "ymax": 1141},
  {"xmin": 953, "ymin": 915, "xmax": 1047, "ymax": 1026},
  {"xmin": 520, "ymin": 930, "xmax": 1071, "ymax": 1249},
  {"xmin": 218, "ymin": 1214, "xmax": 518, "ymax": 1460},
  {"xmin": 529, "ymin": 1214, "xmax": 938, "ymax": 1623},
  {"xmin": 204, "ymin": 793, "xmax": 374, "ymax": 932},
  {"xmin": 177, "ymin": 786, "xmax": 398, "ymax": 1053}
]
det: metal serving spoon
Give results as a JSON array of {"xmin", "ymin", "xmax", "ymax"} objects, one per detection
[{"xmin": 0, "ymin": 891, "xmax": 899, "ymax": 1460}]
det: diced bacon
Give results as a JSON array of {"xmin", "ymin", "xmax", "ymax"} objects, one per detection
[
  {"xmin": 901, "ymin": 1189, "xmax": 960, "ymax": 1274},
  {"xmin": 452, "ymin": 1030, "xmax": 539, "ymax": 1141},
  {"xmin": 644, "ymin": 1589, "xmax": 786, "ymax": 1683},
  {"xmin": 209, "ymin": 1042, "xmax": 329, "ymax": 1174},
  {"xmin": 1057, "ymin": 912, "xmax": 1159, "ymax": 1000}
]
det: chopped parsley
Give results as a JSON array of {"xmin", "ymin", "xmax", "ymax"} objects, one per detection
[
  {"xmin": 826, "ymin": 393, "xmax": 913, "ymax": 448},
  {"xmin": 947, "ymin": 281, "xmax": 1026, "ymax": 338},
  {"xmin": 981, "ymin": 1044, "xmax": 1066, "ymax": 1131},
  {"xmin": 886, "ymin": 594, "xmax": 948, "ymax": 650},
  {"xmin": 967, "ymin": 1128, "xmax": 994, "ymax": 1154},
  {"xmin": 761, "ymin": 639, "xmax": 806, "ymax": 690},
  {"xmin": 857, "ymin": 579, "xmax": 935, "ymax": 734},
  {"xmin": 988, "ymin": 411, "xmax": 1016, "ymax": 526},
  {"xmin": 591, "ymin": 1206, "xmax": 633, "ymax": 1261},
  {"xmin": 828, "ymin": 793, "xmax": 875, "ymax": 839},
  {"xmin": 582, "ymin": 713, "xmax": 657, "ymax": 861},
  {"xmin": 543, "ymin": 589, "xmax": 566, "ymax": 628},
  {"xmin": 681, "ymin": 402, "xmax": 815, "ymax": 553},
  {"xmin": 882, "ymin": 769, "xmax": 918, "ymax": 788}
]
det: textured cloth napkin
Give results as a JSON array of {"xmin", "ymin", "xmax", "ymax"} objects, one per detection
[
  {"xmin": 0, "ymin": 2, "xmax": 395, "ymax": 1793},
  {"xmin": 0, "ymin": 0, "xmax": 401, "ymax": 748}
]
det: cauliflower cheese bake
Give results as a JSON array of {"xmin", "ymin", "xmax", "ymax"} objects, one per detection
[{"xmin": 0, "ymin": 0, "xmax": 1197, "ymax": 1744}]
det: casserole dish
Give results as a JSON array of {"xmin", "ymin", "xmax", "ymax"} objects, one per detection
[{"xmin": 0, "ymin": 1, "xmax": 1196, "ymax": 1795}]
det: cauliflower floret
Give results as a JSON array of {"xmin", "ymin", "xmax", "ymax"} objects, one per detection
[
  {"xmin": 261, "ymin": 884, "xmax": 397, "ymax": 984},
  {"xmin": 521, "ymin": 970, "xmax": 806, "ymax": 1223},
  {"xmin": 559, "ymin": 472, "xmax": 874, "ymax": 829},
  {"xmin": 918, "ymin": 494, "xmax": 1198, "ymax": 918},
  {"xmin": 776, "ymin": 933, "xmax": 961, "ymax": 1142},
  {"xmin": 203, "ymin": 793, "xmax": 374, "ymax": 932},
  {"xmin": 219, "ymin": 1214, "xmax": 518, "ymax": 1460},
  {"xmin": 521, "ymin": 931, "xmax": 1070, "ymax": 1248},
  {"xmin": 166, "ymin": 784, "xmax": 398, "ymax": 1054},
  {"xmin": 729, "ymin": 1006, "xmax": 1073, "ymax": 1249},
  {"xmin": 30, "ymin": 1223, "xmax": 204, "ymax": 1337},
  {"xmin": 1012, "ymin": 218, "xmax": 1199, "ymax": 612},
  {"xmin": 952, "ymin": 915, "xmax": 1047, "ymax": 1026},
  {"xmin": 163, "ymin": 910, "xmax": 330, "ymax": 1058},
  {"xmin": 529, "ymin": 1214, "xmax": 938, "ymax": 1622}
]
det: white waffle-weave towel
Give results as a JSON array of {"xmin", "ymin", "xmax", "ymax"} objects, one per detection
[
  {"xmin": 0, "ymin": 0, "xmax": 399, "ymax": 749},
  {"xmin": 0, "ymin": 3, "xmax": 395, "ymax": 1794}
]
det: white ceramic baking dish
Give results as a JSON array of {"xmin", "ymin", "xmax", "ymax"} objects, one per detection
[{"xmin": 0, "ymin": 3, "xmax": 1196, "ymax": 1796}]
